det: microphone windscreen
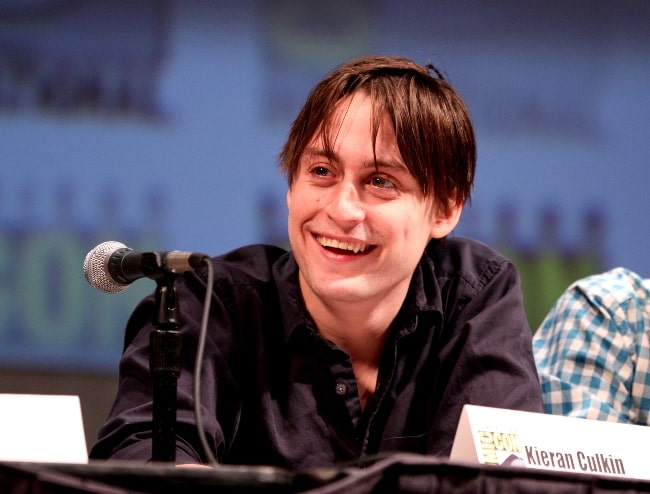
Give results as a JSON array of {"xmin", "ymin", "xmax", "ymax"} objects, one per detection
[{"xmin": 83, "ymin": 240, "xmax": 129, "ymax": 293}]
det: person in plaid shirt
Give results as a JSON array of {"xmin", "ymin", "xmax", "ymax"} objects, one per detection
[{"xmin": 533, "ymin": 267, "xmax": 650, "ymax": 424}]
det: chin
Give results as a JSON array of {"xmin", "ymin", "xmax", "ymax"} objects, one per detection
[{"xmin": 313, "ymin": 282, "xmax": 371, "ymax": 303}]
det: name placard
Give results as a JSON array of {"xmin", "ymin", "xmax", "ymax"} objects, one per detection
[
  {"xmin": 0, "ymin": 394, "xmax": 88, "ymax": 464},
  {"xmin": 450, "ymin": 405, "xmax": 650, "ymax": 480}
]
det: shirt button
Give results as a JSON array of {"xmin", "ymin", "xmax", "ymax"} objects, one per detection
[{"xmin": 335, "ymin": 383, "xmax": 347, "ymax": 395}]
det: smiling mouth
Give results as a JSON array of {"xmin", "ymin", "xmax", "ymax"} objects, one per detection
[{"xmin": 315, "ymin": 235, "xmax": 374, "ymax": 254}]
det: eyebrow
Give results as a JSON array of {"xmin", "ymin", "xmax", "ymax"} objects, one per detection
[{"xmin": 302, "ymin": 147, "xmax": 409, "ymax": 173}]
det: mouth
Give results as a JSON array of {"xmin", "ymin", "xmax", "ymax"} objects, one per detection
[{"xmin": 315, "ymin": 235, "xmax": 375, "ymax": 255}]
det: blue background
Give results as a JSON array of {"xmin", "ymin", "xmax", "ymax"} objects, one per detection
[{"xmin": 1, "ymin": 0, "xmax": 649, "ymax": 374}]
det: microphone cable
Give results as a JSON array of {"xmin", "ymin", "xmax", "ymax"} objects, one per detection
[{"xmin": 192, "ymin": 257, "xmax": 219, "ymax": 467}]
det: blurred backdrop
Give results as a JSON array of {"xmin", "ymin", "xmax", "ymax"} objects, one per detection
[{"xmin": 0, "ymin": 0, "xmax": 649, "ymax": 451}]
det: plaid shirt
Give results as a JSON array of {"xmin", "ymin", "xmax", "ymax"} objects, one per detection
[{"xmin": 533, "ymin": 267, "xmax": 650, "ymax": 425}]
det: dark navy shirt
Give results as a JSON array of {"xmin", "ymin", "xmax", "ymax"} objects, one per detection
[{"xmin": 90, "ymin": 237, "xmax": 543, "ymax": 468}]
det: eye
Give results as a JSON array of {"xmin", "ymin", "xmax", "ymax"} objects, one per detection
[
  {"xmin": 370, "ymin": 175, "xmax": 397, "ymax": 189},
  {"xmin": 313, "ymin": 166, "xmax": 332, "ymax": 177}
]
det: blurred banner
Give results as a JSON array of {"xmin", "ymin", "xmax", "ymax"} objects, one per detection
[{"xmin": 1, "ymin": 0, "xmax": 648, "ymax": 372}]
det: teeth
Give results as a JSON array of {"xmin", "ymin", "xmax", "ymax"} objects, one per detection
[{"xmin": 317, "ymin": 235, "xmax": 368, "ymax": 253}]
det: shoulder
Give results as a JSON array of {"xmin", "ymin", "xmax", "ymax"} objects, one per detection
[
  {"xmin": 182, "ymin": 244, "xmax": 295, "ymax": 325},
  {"xmin": 206, "ymin": 244, "xmax": 291, "ymax": 284},
  {"xmin": 565, "ymin": 267, "xmax": 649, "ymax": 325},
  {"xmin": 572, "ymin": 267, "xmax": 648, "ymax": 303},
  {"xmin": 420, "ymin": 236, "xmax": 522, "ymax": 320},
  {"xmin": 182, "ymin": 244, "xmax": 294, "ymax": 302},
  {"xmin": 425, "ymin": 236, "xmax": 518, "ymax": 290}
]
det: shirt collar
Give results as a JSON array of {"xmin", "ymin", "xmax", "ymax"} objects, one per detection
[{"xmin": 272, "ymin": 253, "xmax": 313, "ymax": 343}]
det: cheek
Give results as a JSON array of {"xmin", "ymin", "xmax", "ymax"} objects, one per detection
[
  {"xmin": 287, "ymin": 192, "xmax": 312, "ymax": 229},
  {"xmin": 289, "ymin": 187, "xmax": 323, "ymax": 214},
  {"xmin": 396, "ymin": 207, "xmax": 435, "ymax": 243}
]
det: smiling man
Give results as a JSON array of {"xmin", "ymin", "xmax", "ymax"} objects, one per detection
[{"xmin": 90, "ymin": 55, "xmax": 543, "ymax": 468}]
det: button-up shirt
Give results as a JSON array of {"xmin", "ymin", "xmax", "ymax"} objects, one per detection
[
  {"xmin": 534, "ymin": 267, "xmax": 650, "ymax": 425},
  {"xmin": 90, "ymin": 237, "xmax": 543, "ymax": 468}
]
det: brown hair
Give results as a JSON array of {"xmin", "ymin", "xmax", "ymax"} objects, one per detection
[{"xmin": 279, "ymin": 55, "xmax": 476, "ymax": 216}]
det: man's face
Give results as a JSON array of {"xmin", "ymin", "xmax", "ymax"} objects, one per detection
[{"xmin": 287, "ymin": 92, "xmax": 452, "ymax": 312}]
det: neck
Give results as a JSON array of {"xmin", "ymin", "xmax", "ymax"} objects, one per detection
[{"xmin": 303, "ymin": 290, "xmax": 405, "ymax": 363}]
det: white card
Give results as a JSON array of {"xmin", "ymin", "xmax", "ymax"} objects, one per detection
[{"xmin": 0, "ymin": 393, "xmax": 88, "ymax": 464}]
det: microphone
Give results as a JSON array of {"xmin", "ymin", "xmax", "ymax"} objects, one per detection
[{"xmin": 83, "ymin": 240, "xmax": 209, "ymax": 293}]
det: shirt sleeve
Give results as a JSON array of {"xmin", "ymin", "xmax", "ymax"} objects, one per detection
[
  {"xmin": 428, "ymin": 253, "xmax": 545, "ymax": 457},
  {"xmin": 444, "ymin": 258, "xmax": 545, "ymax": 415},
  {"xmin": 533, "ymin": 267, "xmax": 650, "ymax": 424}
]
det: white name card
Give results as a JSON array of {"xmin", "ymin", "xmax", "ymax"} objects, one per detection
[
  {"xmin": 450, "ymin": 405, "xmax": 650, "ymax": 481},
  {"xmin": 0, "ymin": 394, "xmax": 88, "ymax": 464}
]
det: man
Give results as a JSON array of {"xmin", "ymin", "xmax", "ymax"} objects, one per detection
[
  {"xmin": 90, "ymin": 55, "xmax": 543, "ymax": 468},
  {"xmin": 534, "ymin": 267, "xmax": 650, "ymax": 425}
]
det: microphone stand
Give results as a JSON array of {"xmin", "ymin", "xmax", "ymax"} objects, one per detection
[{"xmin": 150, "ymin": 273, "xmax": 182, "ymax": 463}]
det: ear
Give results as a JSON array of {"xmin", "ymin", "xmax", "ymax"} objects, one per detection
[{"xmin": 430, "ymin": 201, "xmax": 463, "ymax": 239}]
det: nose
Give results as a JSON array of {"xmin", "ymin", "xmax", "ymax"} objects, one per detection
[{"xmin": 326, "ymin": 182, "xmax": 365, "ymax": 225}]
